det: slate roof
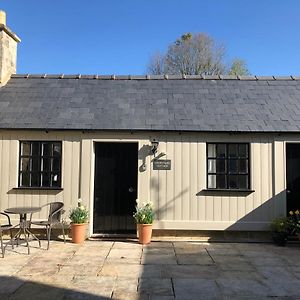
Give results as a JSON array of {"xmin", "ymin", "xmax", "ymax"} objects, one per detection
[{"xmin": 0, "ymin": 74, "xmax": 300, "ymax": 132}]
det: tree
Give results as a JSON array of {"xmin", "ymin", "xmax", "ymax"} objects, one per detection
[
  {"xmin": 147, "ymin": 52, "xmax": 165, "ymax": 75},
  {"xmin": 228, "ymin": 59, "xmax": 250, "ymax": 76},
  {"xmin": 147, "ymin": 33, "xmax": 249, "ymax": 76}
]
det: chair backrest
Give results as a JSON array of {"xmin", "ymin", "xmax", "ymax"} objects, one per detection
[
  {"xmin": 0, "ymin": 212, "xmax": 12, "ymax": 232},
  {"xmin": 47, "ymin": 202, "xmax": 64, "ymax": 223}
]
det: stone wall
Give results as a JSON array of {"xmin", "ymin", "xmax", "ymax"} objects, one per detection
[{"xmin": 0, "ymin": 30, "xmax": 17, "ymax": 86}]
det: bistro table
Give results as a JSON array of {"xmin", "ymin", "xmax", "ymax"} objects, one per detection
[{"xmin": 4, "ymin": 206, "xmax": 41, "ymax": 254}]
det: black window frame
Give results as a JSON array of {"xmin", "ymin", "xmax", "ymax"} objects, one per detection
[
  {"xmin": 18, "ymin": 141, "xmax": 62, "ymax": 188},
  {"xmin": 206, "ymin": 143, "xmax": 250, "ymax": 190}
]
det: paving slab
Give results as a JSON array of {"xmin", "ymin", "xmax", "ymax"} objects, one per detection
[
  {"xmin": 111, "ymin": 291, "xmax": 149, "ymax": 300},
  {"xmin": 114, "ymin": 277, "xmax": 139, "ymax": 293},
  {"xmin": 143, "ymin": 247, "xmax": 175, "ymax": 255},
  {"xmin": 162, "ymin": 265, "xmax": 220, "ymax": 279},
  {"xmin": 216, "ymin": 278, "xmax": 272, "ymax": 297},
  {"xmin": 99, "ymin": 263, "xmax": 162, "ymax": 278},
  {"xmin": 108, "ymin": 248, "xmax": 142, "ymax": 259},
  {"xmin": 0, "ymin": 240, "xmax": 299, "ymax": 299},
  {"xmin": 138, "ymin": 278, "xmax": 174, "ymax": 296},
  {"xmin": 176, "ymin": 254, "xmax": 214, "ymax": 265},
  {"xmin": 141, "ymin": 253, "xmax": 177, "ymax": 265},
  {"xmin": 173, "ymin": 278, "xmax": 221, "ymax": 300},
  {"xmin": 9, "ymin": 281, "xmax": 65, "ymax": 300},
  {"xmin": 0, "ymin": 276, "xmax": 24, "ymax": 294}
]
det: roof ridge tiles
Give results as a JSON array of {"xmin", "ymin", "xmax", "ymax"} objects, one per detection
[{"xmin": 10, "ymin": 74, "xmax": 300, "ymax": 81}]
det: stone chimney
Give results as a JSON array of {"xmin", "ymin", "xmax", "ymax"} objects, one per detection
[{"xmin": 0, "ymin": 10, "xmax": 21, "ymax": 86}]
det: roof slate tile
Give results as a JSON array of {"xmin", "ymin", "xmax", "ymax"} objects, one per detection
[{"xmin": 0, "ymin": 77, "xmax": 300, "ymax": 132}]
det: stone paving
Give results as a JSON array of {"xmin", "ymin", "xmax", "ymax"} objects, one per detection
[{"xmin": 0, "ymin": 238, "xmax": 299, "ymax": 299}]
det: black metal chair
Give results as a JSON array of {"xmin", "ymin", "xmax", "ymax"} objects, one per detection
[
  {"xmin": 0, "ymin": 212, "xmax": 14, "ymax": 258},
  {"xmin": 30, "ymin": 202, "xmax": 66, "ymax": 249}
]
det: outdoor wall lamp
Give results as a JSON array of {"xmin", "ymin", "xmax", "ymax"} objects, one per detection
[{"xmin": 150, "ymin": 139, "xmax": 159, "ymax": 156}]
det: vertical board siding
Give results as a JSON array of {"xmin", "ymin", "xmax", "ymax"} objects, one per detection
[
  {"xmin": 174, "ymin": 140, "xmax": 182, "ymax": 221},
  {"xmin": 190, "ymin": 142, "xmax": 198, "ymax": 220},
  {"xmin": 148, "ymin": 134, "xmax": 279, "ymax": 229},
  {"xmin": 166, "ymin": 140, "xmax": 175, "ymax": 220},
  {"xmin": 157, "ymin": 140, "xmax": 167, "ymax": 220},
  {"xmin": 0, "ymin": 131, "xmax": 81, "ymax": 223},
  {"xmin": 181, "ymin": 141, "xmax": 190, "ymax": 221},
  {"xmin": 273, "ymin": 141, "xmax": 286, "ymax": 215},
  {"xmin": 198, "ymin": 143, "xmax": 206, "ymax": 221},
  {"xmin": 0, "ymin": 130, "xmax": 287, "ymax": 230}
]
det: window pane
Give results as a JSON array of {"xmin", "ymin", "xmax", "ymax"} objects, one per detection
[
  {"xmin": 208, "ymin": 175, "xmax": 216, "ymax": 188},
  {"xmin": 228, "ymin": 175, "xmax": 238, "ymax": 189},
  {"xmin": 53, "ymin": 143, "xmax": 61, "ymax": 156},
  {"xmin": 238, "ymin": 175, "xmax": 248, "ymax": 189},
  {"xmin": 228, "ymin": 144, "xmax": 238, "ymax": 158},
  {"xmin": 216, "ymin": 159, "xmax": 226, "ymax": 173},
  {"xmin": 31, "ymin": 173, "xmax": 40, "ymax": 186},
  {"xmin": 20, "ymin": 172, "xmax": 30, "ymax": 186},
  {"xmin": 239, "ymin": 159, "xmax": 248, "ymax": 174},
  {"xmin": 42, "ymin": 158, "xmax": 51, "ymax": 172},
  {"xmin": 42, "ymin": 173, "xmax": 50, "ymax": 187},
  {"xmin": 216, "ymin": 175, "xmax": 226, "ymax": 189},
  {"xmin": 32, "ymin": 157, "xmax": 40, "ymax": 172},
  {"xmin": 21, "ymin": 142, "xmax": 30, "ymax": 156},
  {"xmin": 31, "ymin": 142, "xmax": 40, "ymax": 156},
  {"xmin": 42, "ymin": 143, "xmax": 51, "ymax": 156},
  {"xmin": 239, "ymin": 144, "xmax": 248, "ymax": 158},
  {"xmin": 216, "ymin": 144, "xmax": 226, "ymax": 158},
  {"xmin": 208, "ymin": 159, "xmax": 216, "ymax": 173},
  {"xmin": 20, "ymin": 157, "xmax": 30, "ymax": 171},
  {"xmin": 52, "ymin": 157, "xmax": 61, "ymax": 172},
  {"xmin": 51, "ymin": 173, "xmax": 60, "ymax": 187},
  {"xmin": 207, "ymin": 144, "xmax": 216, "ymax": 157},
  {"xmin": 228, "ymin": 159, "xmax": 238, "ymax": 173}
]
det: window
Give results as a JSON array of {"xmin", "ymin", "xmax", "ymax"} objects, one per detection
[
  {"xmin": 207, "ymin": 143, "xmax": 250, "ymax": 190},
  {"xmin": 19, "ymin": 141, "xmax": 62, "ymax": 188}
]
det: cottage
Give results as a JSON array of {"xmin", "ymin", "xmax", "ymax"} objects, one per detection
[{"xmin": 0, "ymin": 12, "xmax": 299, "ymax": 237}]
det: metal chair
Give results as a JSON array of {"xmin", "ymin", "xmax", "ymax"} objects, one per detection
[
  {"xmin": 30, "ymin": 202, "xmax": 66, "ymax": 250},
  {"xmin": 0, "ymin": 212, "xmax": 14, "ymax": 258}
]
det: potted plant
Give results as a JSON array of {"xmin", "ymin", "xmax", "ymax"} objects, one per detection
[
  {"xmin": 288, "ymin": 210, "xmax": 300, "ymax": 240},
  {"xmin": 69, "ymin": 199, "xmax": 89, "ymax": 244},
  {"xmin": 133, "ymin": 200, "xmax": 154, "ymax": 244},
  {"xmin": 270, "ymin": 216, "xmax": 289, "ymax": 246}
]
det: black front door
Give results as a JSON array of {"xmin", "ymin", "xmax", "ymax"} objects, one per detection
[
  {"xmin": 286, "ymin": 143, "xmax": 300, "ymax": 213},
  {"xmin": 93, "ymin": 142, "xmax": 138, "ymax": 233}
]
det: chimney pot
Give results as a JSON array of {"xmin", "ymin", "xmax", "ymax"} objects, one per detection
[{"xmin": 0, "ymin": 10, "xmax": 6, "ymax": 26}]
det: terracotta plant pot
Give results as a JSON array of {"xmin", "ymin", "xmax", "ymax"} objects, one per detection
[
  {"xmin": 71, "ymin": 223, "xmax": 87, "ymax": 244},
  {"xmin": 137, "ymin": 224, "xmax": 152, "ymax": 244}
]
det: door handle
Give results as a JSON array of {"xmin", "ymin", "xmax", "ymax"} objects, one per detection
[{"xmin": 286, "ymin": 190, "xmax": 291, "ymax": 194}]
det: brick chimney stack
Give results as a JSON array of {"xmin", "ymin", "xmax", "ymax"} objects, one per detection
[{"xmin": 0, "ymin": 11, "xmax": 21, "ymax": 86}]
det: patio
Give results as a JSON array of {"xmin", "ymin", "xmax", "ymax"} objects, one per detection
[{"xmin": 0, "ymin": 239, "xmax": 299, "ymax": 299}]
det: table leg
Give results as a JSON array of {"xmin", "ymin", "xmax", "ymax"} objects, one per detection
[
  {"xmin": 22, "ymin": 225, "xmax": 30, "ymax": 255},
  {"xmin": 25, "ymin": 228, "xmax": 41, "ymax": 248},
  {"xmin": 11, "ymin": 213, "xmax": 41, "ymax": 254}
]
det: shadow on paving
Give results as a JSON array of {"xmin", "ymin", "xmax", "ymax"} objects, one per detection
[
  {"xmin": 138, "ymin": 240, "xmax": 300, "ymax": 300},
  {"xmin": 1, "ymin": 239, "xmax": 300, "ymax": 299},
  {"xmin": 0, "ymin": 275, "xmax": 111, "ymax": 300}
]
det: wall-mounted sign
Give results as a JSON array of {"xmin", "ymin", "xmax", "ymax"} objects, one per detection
[{"xmin": 153, "ymin": 159, "xmax": 171, "ymax": 170}]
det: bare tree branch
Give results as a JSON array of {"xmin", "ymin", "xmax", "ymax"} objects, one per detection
[{"xmin": 147, "ymin": 33, "xmax": 249, "ymax": 76}]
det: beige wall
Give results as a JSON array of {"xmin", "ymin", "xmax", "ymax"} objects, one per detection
[{"xmin": 0, "ymin": 130, "xmax": 291, "ymax": 233}]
